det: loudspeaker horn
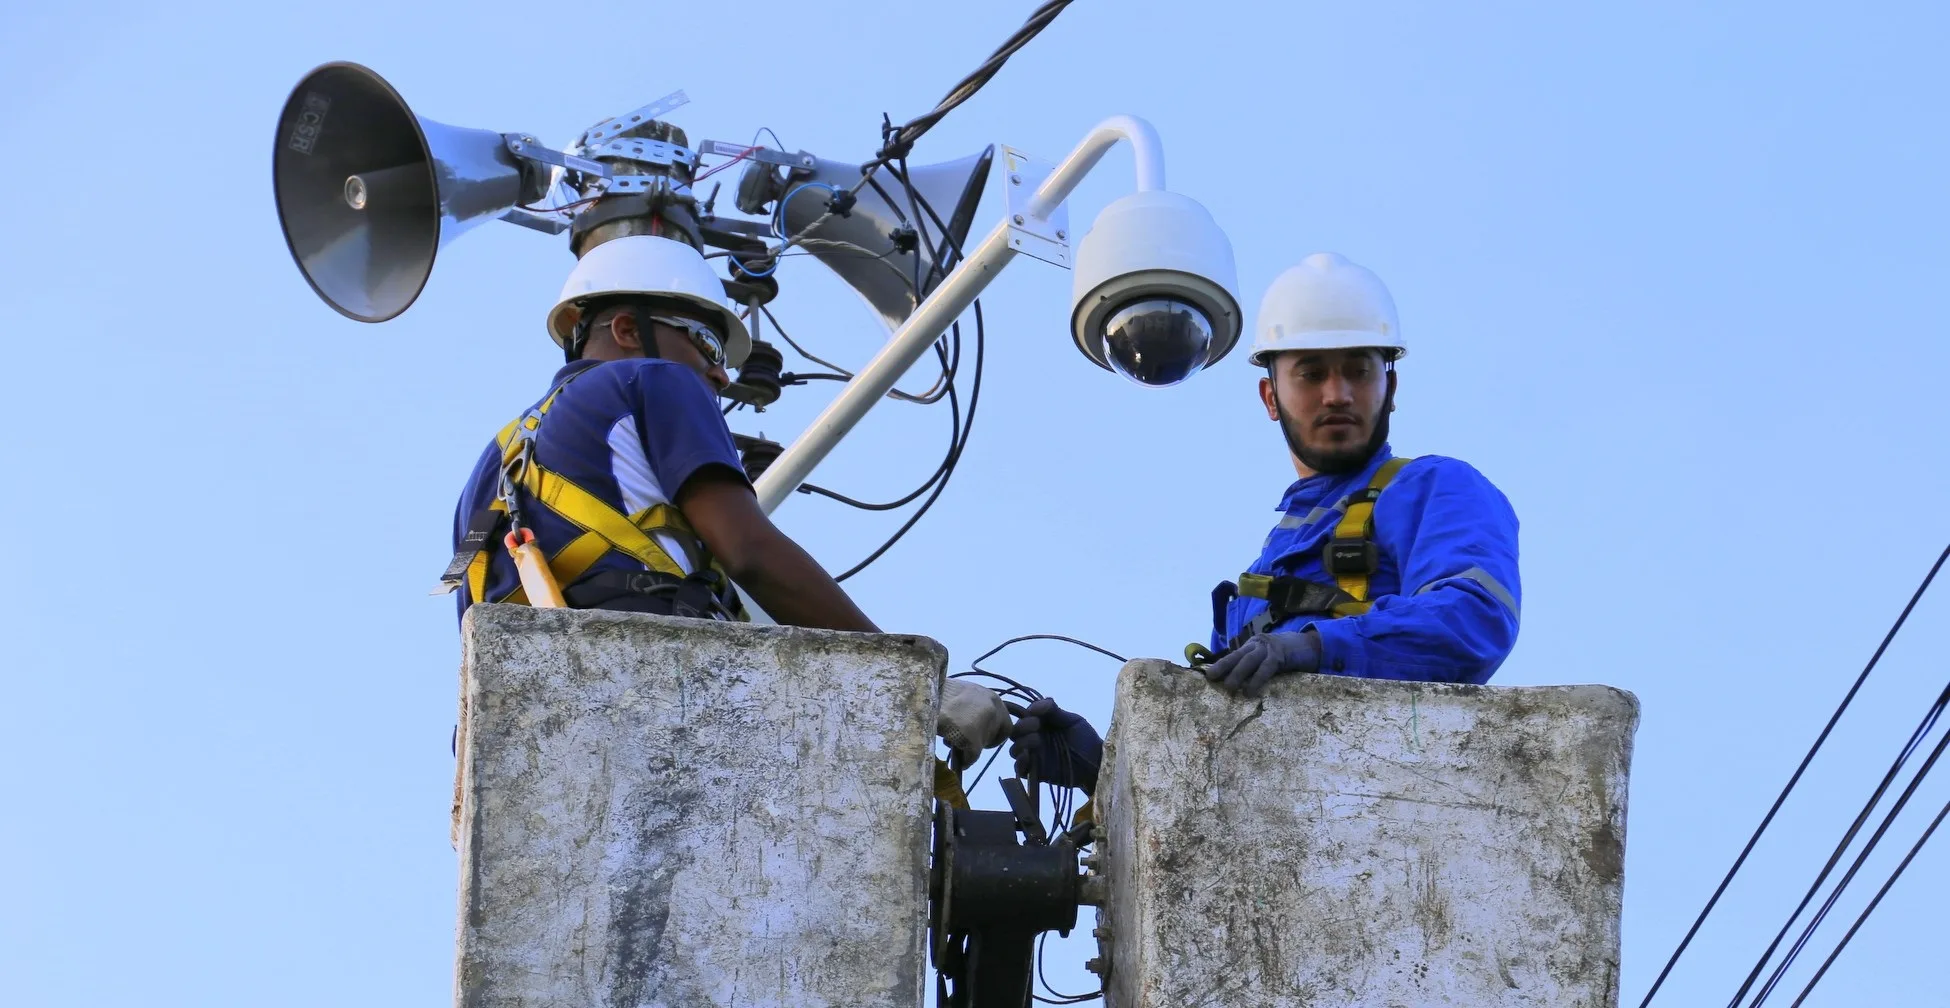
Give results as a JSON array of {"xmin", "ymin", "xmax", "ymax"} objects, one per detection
[
  {"xmin": 741, "ymin": 147, "xmax": 994, "ymax": 330},
  {"xmin": 273, "ymin": 62, "xmax": 549, "ymax": 322}
]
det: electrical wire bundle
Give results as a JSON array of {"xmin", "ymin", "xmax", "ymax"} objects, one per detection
[
  {"xmin": 715, "ymin": 0, "xmax": 1077, "ymax": 582},
  {"xmin": 950, "ymin": 633, "xmax": 1126, "ymax": 1006},
  {"xmin": 755, "ymin": 178, "xmax": 985, "ymax": 582},
  {"xmin": 1639, "ymin": 542, "xmax": 1950, "ymax": 1008}
]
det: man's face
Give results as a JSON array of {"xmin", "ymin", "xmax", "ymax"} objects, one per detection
[
  {"xmin": 1259, "ymin": 348, "xmax": 1396, "ymax": 476},
  {"xmin": 635, "ymin": 306, "xmax": 732, "ymax": 392}
]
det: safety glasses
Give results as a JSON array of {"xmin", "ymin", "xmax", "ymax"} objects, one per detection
[{"xmin": 648, "ymin": 315, "xmax": 727, "ymax": 369}]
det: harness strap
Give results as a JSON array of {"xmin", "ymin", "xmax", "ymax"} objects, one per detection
[
  {"xmin": 1203, "ymin": 456, "xmax": 1418, "ymax": 657},
  {"xmin": 448, "ymin": 369, "xmax": 741, "ymax": 615},
  {"xmin": 1326, "ymin": 455, "xmax": 1414, "ymax": 607}
]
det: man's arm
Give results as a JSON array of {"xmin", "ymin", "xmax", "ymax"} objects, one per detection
[
  {"xmin": 1307, "ymin": 457, "xmax": 1521, "ymax": 684},
  {"xmin": 677, "ymin": 466, "xmax": 881, "ymax": 633},
  {"xmin": 631, "ymin": 362, "xmax": 879, "ymax": 633}
]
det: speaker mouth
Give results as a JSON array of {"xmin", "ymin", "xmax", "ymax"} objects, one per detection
[{"xmin": 273, "ymin": 62, "xmax": 439, "ymax": 323}]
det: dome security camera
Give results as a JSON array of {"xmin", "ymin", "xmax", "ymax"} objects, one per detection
[{"xmin": 1069, "ymin": 190, "xmax": 1242, "ymax": 387}]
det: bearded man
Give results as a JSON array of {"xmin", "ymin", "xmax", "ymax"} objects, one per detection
[{"xmin": 1198, "ymin": 252, "xmax": 1522, "ymax": 698}]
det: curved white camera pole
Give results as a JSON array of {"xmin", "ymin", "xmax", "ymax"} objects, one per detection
[{"xmin": 750, "ymin": 115, "xmax": 1167, "ymax": 515}]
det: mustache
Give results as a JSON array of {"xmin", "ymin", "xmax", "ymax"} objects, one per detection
[{"xmin": 1313, "ymin": 412, "xmax": 1364, "ymax": 428}]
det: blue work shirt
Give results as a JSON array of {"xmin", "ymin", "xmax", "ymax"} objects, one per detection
[
  {"xmin": 1213, "ymin": 446, "xmax": 1521, "ymax": 684},
  {"xmin": 452, "ymin": 357, "xmax": 747, "ymax": 620}
]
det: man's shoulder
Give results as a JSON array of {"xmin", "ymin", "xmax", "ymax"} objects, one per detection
[
  {"xmin": 567, "ymin": 356, "xmax": 687, "ymax": 385},
  {"xmin": 1389, "ymin": 454, "xmax": 1513, "ymax": 504},
  {"xmin": 555, "ymin": 358, "xmax": 712, "ymax": 410}
]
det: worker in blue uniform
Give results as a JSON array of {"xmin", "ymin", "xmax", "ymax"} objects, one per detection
[
  {"xmin": 438, "ymin": 233, "xmax": 882, "ymax": 631},
  {"xmin": 1011, "ymin": 253, "xmax": 1524, "ymax": 792},
  {"xmin": 436, "ymin": 233, "xmax": 1015, "ymax": 782},
  {"xmin": 1198, "ymin": 252, "xmax": 1522, "ymax": 697}
]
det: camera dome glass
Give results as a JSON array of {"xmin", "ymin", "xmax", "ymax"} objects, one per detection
[{"xmin": 1102, "ymin": 297, "xmax": 1214, "ymax": 387}]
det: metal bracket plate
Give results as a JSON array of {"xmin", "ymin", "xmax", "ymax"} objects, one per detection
[
  {"xmin": 606, "ymin": 174, "xmax": 693, "ymax": 197},
  {"xmin": 582, "ymin": 136, "xmax": 695, "ymax": 166},
  {"xmin": 580, "ymin": 90, "xmax": 691, "ymax": 145},
  {"xmin": 497, "ymin": 208, "xmax": 571, "ymax": 235},
  {"xmin": 503, "ymin": 135, "xmax": 609, "ymax": 178},
  {"xmin": 698, "ymin": 140, "xmax": 817, "ymax": 171},
  {"xmin": 1000, "ymin": 146, "xmax": 1071, "ymax": 269}
]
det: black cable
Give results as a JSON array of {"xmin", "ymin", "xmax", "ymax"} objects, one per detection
[
  {"xmin": 1637, "ymin": 540, "xmax": 1950, "ymax": 1008},
  {"xmin": 1787, "ymin": 792, "xmax": 1950, "ymax": 1007},
  {"xmin": 965, "ymin": 742, "xmax": 1007, "ymax": 793},
  {"xmin": 972, "ymin": 634, "xmax": 1130, "ymax": 669},
  {"xmin": 1736, "ymin": 685, "xmax": 1950, "ymax": 1007},
  {"xmin": 833, "ymin": 301, "xmax": 985, "ymax": 581},
  {"xmin": 966, "ymin": 633, "xmax": 1122, "ymax": 836},
  {"xmin": 779, "ymin": 0, "xmax": 1073, "ymax": 280},
  {"xmin": 760, "ymin": 300, "xmax": 954, "ymax": 405},
  {"xmin": 796, "ymin": 313, "xmax": 965, "ymax": 512},
  {"xmin": 1034, "ymin": 932, "xmax": 1104, "ymax": 1004},
  {"xmin": 870, "ymin": 0, "xmax": 1077, "ymax": 168},
  {"xmin": 885, "ymin": 161, "xmax": 969, "ymax": 266},
  {"xmin": 789, "ymin": 164, "xmax": 974, "ymax": 561},
  {"xmin": 799, "ymin": 329, "xmax": 960, "ymax": 513},
  {"xmin": 950, "ymin": 669, "xmax": 1045, "ymax": 702}
]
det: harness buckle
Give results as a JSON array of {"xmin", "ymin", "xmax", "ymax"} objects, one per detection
[
  {"xmin": 499, "ymin": 428, "xmax": 540, "ymax": 531},
  {"xmin": 1323, "ymin": 537, "xmax": 1376, "ymax": 576}
]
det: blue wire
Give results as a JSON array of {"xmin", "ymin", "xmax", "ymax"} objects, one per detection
[
  {"xmin": 773, "ymin": 181, "xmax": 841, "ymax": 240},
  {"xmin": 733, "ymin": 181, "xmax": 842, "ymax": 279},
  {"xmin": 728, "ymin": 254, "xmax": 778, "ymax": 278}
]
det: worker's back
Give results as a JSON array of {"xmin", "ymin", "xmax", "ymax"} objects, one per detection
[{"xmin": 451, "ymin": 356, "xmax": 746, "ymax": 618}]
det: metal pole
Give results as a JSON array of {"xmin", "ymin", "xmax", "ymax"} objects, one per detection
[
  {"xmin": 750, "ymin": 116, "xmax": 1167, "ymax": 516},
  {"xmin": 752, "ymin": 217, "xmax": 1017, "ymax": 512}
]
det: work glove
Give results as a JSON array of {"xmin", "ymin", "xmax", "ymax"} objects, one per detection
[
  {"xmin": 1004, "ymin": 697, "xmax": 1103, "ymax": 795},
  {"xmin": 1203, "ymin": 629, "xmax": 1322, "ymax": 699},
  {"xmin": 938, "ymin": 679, "xmax": 1012, "ymax": 771}
]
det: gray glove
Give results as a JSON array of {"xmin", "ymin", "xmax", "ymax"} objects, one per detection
[
  {"xmin": 938, "ymin": 679, "xmax": 1011, "ymax": 770},
  {"xmin": 1203, "ymin": 630, "xmax": 1322, "ymax": 699}
]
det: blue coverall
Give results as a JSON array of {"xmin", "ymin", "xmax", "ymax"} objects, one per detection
[{"xmin": 1212, "ymin": 446, "xmax": 1521, "ymax": 684}]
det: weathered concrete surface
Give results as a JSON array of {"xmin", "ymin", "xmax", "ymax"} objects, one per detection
[
  {"xmin": 455, "ymin": 604, "xmax": 945, "ymax": 1008},
  {"xmin": 1098, "ymin": 661, "xmax": 1638, "ymax": 1008}
]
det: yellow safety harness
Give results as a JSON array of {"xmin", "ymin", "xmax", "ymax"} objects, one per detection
[
  {"xmin": 1186, "ymin": 456, "xmax": 1414, "ymax": 666},
  {"xmin": 436, "ymin": 371, "xmax": 746, "ymax": 619}
]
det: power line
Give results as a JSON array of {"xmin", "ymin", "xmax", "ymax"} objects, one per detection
[
  {"xmin": 870, "ymin": 0, "xmax": 1077, "ymax": 168},
  {"xmin": 778, "ymin": 0, "xmax": 1078, "ymax": 266},
  {"xmin": 1786, "ymin": 793, "xmax": 1950, "ymax": 1007},
  {"xmin": 1636, "ymin": 541, "xmax": 1950, "ymax": 1007},
  {"xmin": 1735, "ymin": 684, "xmax": 1950, "ymax": 1007}
]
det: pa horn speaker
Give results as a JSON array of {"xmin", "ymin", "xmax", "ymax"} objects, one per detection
[
  {"xmin": 741, "ymin": 147, "xmax": 994, "ymax": 330},
  {"xmin": 273, "ymin": 62, "xmax": 549, "ymax": 322}
]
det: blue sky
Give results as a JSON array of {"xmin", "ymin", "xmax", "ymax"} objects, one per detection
[{"xmin": 5, "ymin": 1, "xmax": 1949, "ymax": 1004}]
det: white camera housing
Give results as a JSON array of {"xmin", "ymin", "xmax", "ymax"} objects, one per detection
[{"xmin": 1069, "ymin": 190, "xmax": 1242, "ymax": 386}]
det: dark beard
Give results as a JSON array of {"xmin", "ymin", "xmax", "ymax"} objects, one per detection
[{"xmin": 1275, "ymin": 391, "xmax": 1392, "ymax": 475}]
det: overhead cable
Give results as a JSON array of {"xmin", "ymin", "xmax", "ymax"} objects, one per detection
[{"xmin": 1636, "ymin": 541, "xmax": 1950, "ymax": 1007}]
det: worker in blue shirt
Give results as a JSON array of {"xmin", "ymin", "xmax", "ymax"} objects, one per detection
[
  {"xmin": 438, "ymin": 233, "xmax": 1015, "ymax": 773},
  {"xmin": 1009, "ymin": 253, "xmax": 1523, "ymax": 792},
  {"xmin": 1199, "ymin": 252, "xmax": 1522, "ymax": 697},
  {"xmin": 440, "ymin": 233, "xmax": 880, "ymax": 631}
]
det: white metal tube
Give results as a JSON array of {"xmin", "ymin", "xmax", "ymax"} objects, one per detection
[
  {"xmin": 752, "ymin": 217, "xmax": 1019, "ymax": 513},
  {"xmin": 751, "ymin": 115, "xmax": 1169, "ymax": 516},
  {"xmin": 1025, "ymin": 115, "xmax": 1165, "ymax": 220}
]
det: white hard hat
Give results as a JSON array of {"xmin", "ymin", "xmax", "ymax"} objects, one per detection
[
  {"xmin": 1248, "ymin": 252, "xmax": 1405, "ymax": 367},
  {"xmin": 546, "ymin": 235, "xmax": 752, "ymax": 368}
]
